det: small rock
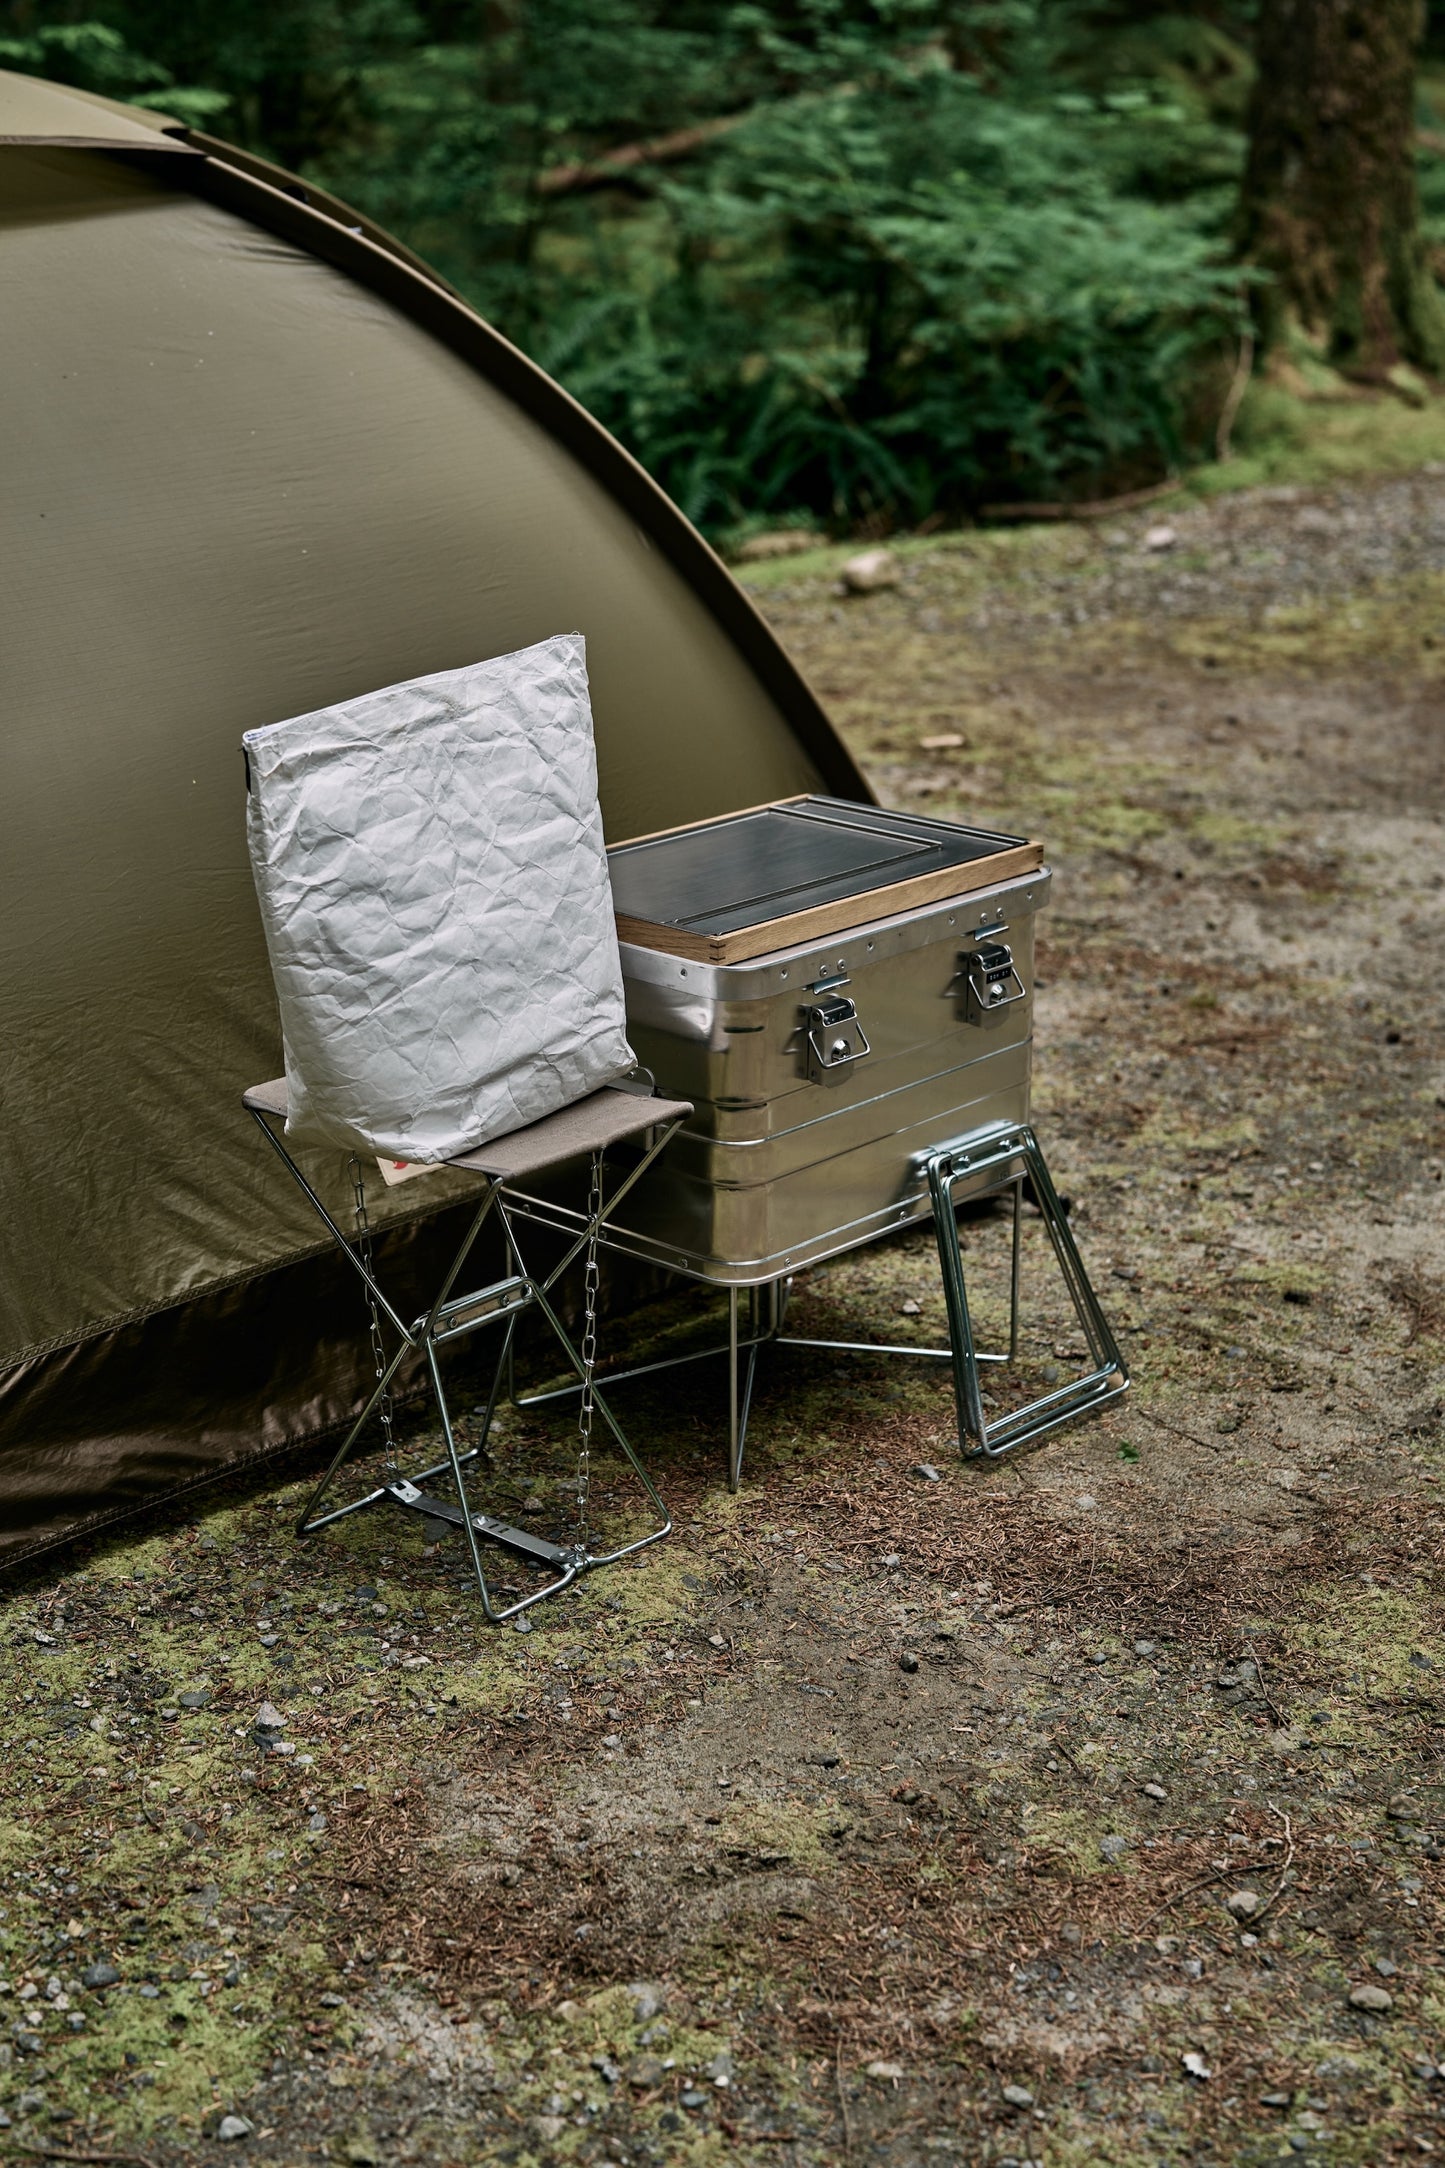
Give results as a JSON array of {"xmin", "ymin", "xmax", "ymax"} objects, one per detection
[
  {"xmin": 1387, "ymin": 1795, "xmax": 1419, "ymax": 1819},
  {"xmin": 866, "ymin": 2060, "xmax": 905, "ymax": 2081},
  {"xmin": 1133, "ymin": 1640, "xmax": 1156, "ymax": 1657},
  {"xmin": 1099, "ymin": 1835, "xmax": 1127, "ymax": 1863},
  {"xmin": 1261, "ymin": 2092, "xmax": 1291, "ymax": 2108},
  {"xmin": 1143, "ymin": 524, "xmax": 1178, "ymax": 551},
  {"xmin": 254, "ymin": 1702, "xmax": 285, "ymax": 1733},
  {"xmin": 1076, "ymin": 1495, "xmax": 1097, "ymax": 1512},
  {"xmin": 1142, "ymin": 1782, "xmax": 1168, "ymax": 1802},
  {"xmin": 601, "ymin": 1734, "xmax": 622, "ymax": 1750},
  {"xmin": 1001, "ymin": 2084, "xmax": 1034, "ymax": 2108},
  {"xmin": 882, "ymin": 1553, "xmax": 902, "ymax": 1570},
  {"xmin": 592, "ymin": 2054, "xmax": 621, "ymax": 2085},
  {"xmin": 216, "ymin": 2115, "xmax": 253, "ymax": 2141},
  {"xmin": 342, "ymin": 2137, "xmax": 381, "ymax": 2167},
  {"xmin": 318, "ymin": 1992, "xmax": 345, "ymax": 2008},
  {"xmin": 900, "ymin": 1299, "xmax": 922, "ymax": 1316},
  {"xmin": 707, "ymin": 1632, "xmax": 726, "ymax": 1648},
  {"xmin": 139, "ymin": 1983, "xmax": 161, "ymax": 1999},
  {"xmin": 912, "ymin": 1464, "xmax": 941, "ymax": 1483},
  {"xmin": 1374, "ymin": 1957, "xmax": 1398, "ymax": 1978},
  {"xmin": 512, "ymin": 1615, "xmax": 532, "ymax": 1634},
  {"xmin": 1410, "ymin": 1650, "xmax": 1434, "ymax": 1670},
  {"xmin": 841, "ymin": 548, "xmax": 901, "ymax": 594},
  {"xmin": 178, "ymin": 1690, "xmax": 210, "ymax": 1709},
  {"xmin": 1348, "ymin": 1983, "xmax": 1393, "ymax": 2013},
  {"xmin": 307, "ymin": 1812, "xmax": 328, "ymax": 1835},
  {"xmin": 680, "ymin": 2088, "xmax": 708, "ymax": 2109},
  {"xmin": 918, "ymin": 733, "xmax": 964, "ymax": 752},
  {"xmin": 734, "ymin": 528, "xmax": 826, "ymax": 563},
  {"xmin": 1215, "ymin": 1411, "xmax": 1243, "ymax": 1433},
  {"xmin": 1181, "ymin": 2051, "xmax": 1211, "ymax": 2081},
  {"xmin": 899, "ymin": 1652, "xmax": 920, "ymax": 1674},
  {"xmin": 1226, "ymin": 1890, "xmax": 1261, "ymax": 1919},
  {"xmin": 531, "ymin": 2116, "xmax": 567, "ymax": 2143},
  {"xmin": 81, "ymin": 1962, "xmax": 119, "ymax": 1990},
  {"xmin": 629, "ymin": 2054, "xmax": 666, "ymax": 2088},
  {"xmin": 629, "ymin": 1981, "xmax": 667, "ymax": 2021}
]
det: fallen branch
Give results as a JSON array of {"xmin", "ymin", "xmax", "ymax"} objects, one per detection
[
  {"xmin": 2, "ymin": 2143, "xmax": 162, "ymax": 2168},
  {"xmin": 979, "ymin": 478, "xmax": 1182, "ymax": 523},
  {"xmin": 537, "ymin": 113, "xmax": 742, "ymax": 194}
]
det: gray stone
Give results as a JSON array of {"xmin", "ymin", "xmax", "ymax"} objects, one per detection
[
  {"xmin": 629, "ymin": 1981, "xmax": 667, "ymax": 2021},
  {"xmin": 1226, "ymin": 1890, "xmax": 1261, "ymax": 1919},
  {"xmin": 216, "ymin": 2114, "xmax": 254, "ymax": 2141},
  {"xmin": 1348, "ymin": 1983, "xmax": 1392, "ymax": 2013},
  {"xmin": 629, "ymin": 2054, "xmax": 666, "ymax": 2088},
  {"xmin": 178, "ymin": 1690, "xmax": 210, "ymax": 1709},
  {"xmin": 1099, "ymin": 1835, "xmax": 1127, "ymax": 1863},
  {"xmin": 1374, "ymin": 1957, "xmax": 1398, "ymax": 1978},
  {"xmin": 307, "ymin": 1813, "xmax": 328, "ymax": 1835},
  {"xmin": 592, "ymin": 2054, "xmax": 621, "ymax": 2085},
  {"xmin": 680, "ymin": 2088, "xmax": 708, "ymax": 2109},
  {"xmin": 1142, "ymin": 1783, "xmax": 1167, "ymax": 1801},
  {"xmin": 841, "ymin": 549, "xmax": 901, "ymax": 594},
  {"xmin": 139, "ymin": 1983, "xmax": 160, "ymax": 1999},
  {"xmin": 1002, "ymin": 2084, "xmax": 1034, "ymax": 2108},
  {"xmin": 882, "ymin": 1553, "xmax": 902, "ymax": 1570},
  {"xmin": 254, "ymin": 1702, "xmax": 285, "ymax": 1733},
  {"xmin": 318, "ymin": 1992, "xmax": 345, "ymax": 2008},
  {"xmin": 899, "ymin": 1652, "xmax": 920, "ymax": 1674},
  {"xmin": 81, "ymin": 1962, "xmax": 118, "ymax": 1990},
  {"xmin": 912, "ymin": 1464, "xmax": 942, "ymax": 1483},
  {"xmin": 1133, "ymin": 1640, "xmax": 1156, "ymax": 1657},
  {"xmin": 512, "ymin": 1616, "xmax": 533, "ymax": 1634}
]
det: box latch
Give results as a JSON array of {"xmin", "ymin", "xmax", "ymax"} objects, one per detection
[
  {"xmin": 962, "ymin": 937, "xmax": 1026, "ymax": 1026},
  {"xmin": 802, "ymin": 992, "xmax": 872, "ymax": 1084}
]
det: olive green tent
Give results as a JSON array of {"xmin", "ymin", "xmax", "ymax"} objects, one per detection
[{"xmin": 0, "ymin": 69, "xmax": 868, "ymax": 1565}]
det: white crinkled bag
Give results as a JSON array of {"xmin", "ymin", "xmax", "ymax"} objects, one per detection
[{"xmin": 243, "ymin": 633, "xmax": 635, "ymax": 1161}]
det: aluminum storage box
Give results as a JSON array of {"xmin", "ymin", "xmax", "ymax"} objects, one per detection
[{"xmin": 603, "ymin": 800, "xmax": 1050, "ymax": 1284}]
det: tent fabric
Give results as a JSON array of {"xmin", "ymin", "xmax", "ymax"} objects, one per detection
[
  {"xmin": 0, "ymin": 70, "xmax": 869, "ymax": 1563},
  {"xmin": 246, "ymin": 636, "xmax": 635, "ymax": 1160}
]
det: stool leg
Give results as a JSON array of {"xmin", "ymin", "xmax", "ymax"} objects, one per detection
[{"xmin": 927, "ymin": 1150, "xmax": 989, "ymax": 1454}]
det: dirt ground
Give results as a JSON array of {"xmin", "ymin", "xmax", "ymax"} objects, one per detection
[{"xmin": 2, "ymin": 469, "xmax": 1444, "ymax": 2168}]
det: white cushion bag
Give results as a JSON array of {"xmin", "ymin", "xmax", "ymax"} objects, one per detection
[{"xmin": 243, "ymin": 633, "xmax": 635, "ymax": 1162}]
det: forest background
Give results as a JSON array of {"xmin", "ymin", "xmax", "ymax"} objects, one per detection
[{"xmin": 7, "ymin": 0, "xmax": 1445, "ymax": 546}]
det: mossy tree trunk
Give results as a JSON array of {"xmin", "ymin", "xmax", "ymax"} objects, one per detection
[{"xmin": 1239, "ymin": 0, "xmax": 1445, "ymax": 376}]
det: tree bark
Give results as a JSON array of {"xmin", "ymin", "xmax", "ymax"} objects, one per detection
[{"xmin": 1239, "ymin": 0, "xmax": 1445, "ymax": 375}]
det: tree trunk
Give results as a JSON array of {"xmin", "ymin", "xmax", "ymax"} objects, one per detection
[{"xmin": 1239, "ymin": 0, "xmax": 1445, "ymax": 376}]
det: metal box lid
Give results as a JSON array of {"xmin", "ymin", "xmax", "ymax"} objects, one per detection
[{"xmin": 610, "ymin": 795, "xmax": 1042, "ymax": 963}]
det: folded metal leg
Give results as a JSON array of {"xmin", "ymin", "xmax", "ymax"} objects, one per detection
[{"xmin": 925, "ymin": 1124, "xmax": 1128, "ymax": 1459}]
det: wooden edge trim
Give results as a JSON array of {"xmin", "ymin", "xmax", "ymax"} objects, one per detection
[{"xmin": 616, "ymin": 840, "xmax": 1045, "ymax": 964}]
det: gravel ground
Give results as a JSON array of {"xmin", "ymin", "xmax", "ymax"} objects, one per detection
[{"xmin": 0, "ymin": 469, "xmax": 1442, "ymax": 2168}]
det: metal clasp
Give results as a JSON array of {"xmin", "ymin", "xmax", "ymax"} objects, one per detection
[
  {"xmin": 802, "ymin": 992, "xmax": 872, "ymax": 1084},
  {"xmin": 961, "ymin": 937, "xmax": 1026, "ymax": 1026}
]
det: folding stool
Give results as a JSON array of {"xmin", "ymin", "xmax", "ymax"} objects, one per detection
[{"xmin": 245, "ymin": 1079, "xmax": 691, "ymax": 1623}]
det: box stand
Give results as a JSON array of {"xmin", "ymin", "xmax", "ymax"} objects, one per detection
[{"xmin": 513, "ymin": 1121, "xmax": 1128, "ymax": 1487}]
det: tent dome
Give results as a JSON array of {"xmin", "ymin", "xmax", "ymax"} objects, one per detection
[{"xmin": 0, "ymin": 69, "xmax": 867, "ymax": 1561}]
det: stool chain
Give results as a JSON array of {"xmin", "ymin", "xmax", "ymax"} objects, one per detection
[
  {"xmin": 575, "ymin": 1149, "xmax": 602, "ymax": 1543},
  {"xmin": 349, "ymin": 1153, "xmax": 396, "ymax": 1470}
]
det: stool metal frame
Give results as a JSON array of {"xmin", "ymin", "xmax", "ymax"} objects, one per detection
[
  {"xmin": 245, "ymin": 1083, "xmax": 689, "ymax": 1623},
  {"xmin": 506, "ymin": 1120, "xmax": 1127, "ymax": 1488}
]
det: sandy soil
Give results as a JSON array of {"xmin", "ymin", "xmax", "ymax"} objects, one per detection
[{"xmin": 1, "ymin": 471, "xmax": 1443, "ymax": 2167}]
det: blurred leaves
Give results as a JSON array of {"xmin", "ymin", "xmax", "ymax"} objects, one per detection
[{"xmin": 2, "ymin": 0, "xmax": 1256, "ymax": 530}]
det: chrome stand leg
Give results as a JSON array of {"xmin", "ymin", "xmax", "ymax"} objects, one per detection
[{"xmin": 924, "ymin": 1125, "xmax": 1128, "ymax": 1460}]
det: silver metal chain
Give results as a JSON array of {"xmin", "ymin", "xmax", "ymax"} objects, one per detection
[
  {"xmin": 575, "ymin": 1149, "xmax": 602, "ymax": 1543},
  {"xmin": 349, "ymin": 1153, "xmax": 396, "ymax": 1469}
]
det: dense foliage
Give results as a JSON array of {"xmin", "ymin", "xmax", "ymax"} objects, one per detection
[{"xmin": 0, "ymin": 2, "xmax": 1340, "ymax": 533}]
